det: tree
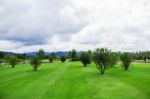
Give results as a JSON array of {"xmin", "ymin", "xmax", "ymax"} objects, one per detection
[
  {"xmin": 120, "ymin": 52, "xmax": 132, "ymax": 71},
  {"xmin": 49, "ymin": 56, "xmax": 53, "ymax": 63},
  {"xmin": 93, "ymin": 48, "xmax": 111, "ymax": 75},
  {"xmin": 22, "ymin": 53, "xmax": 27, "ymax": 62},
  {"xmin": 16, "ymin": 53, "xmax": 27, "ymax": 62},
  {"xmin": 88, "ymin": 50, "xmax": 93, "ymax": 57},
  {"xmin": 0, "ymin": 51, "xmax": 4, "ymax": 63},
  {"xmin": 109, "ymin": 52, "xmax": 118, "ymax": 67},
  {"xmin": 144, "ymin": 56, "xmax": 147, "ymax": 62},
  {"xmin": 37, "ymin": 49, "xmax": 45, "ymax": 60},
  {"xmin": 71, "ymin": 49, "xmax": 77, "ymax": 61},
  {"xmin": 67, "ymin": 51, "xmax": 72, "ymax": 59},
  {"xmin": 50, "ymin": 52, "xmax": 57, "ymax": 61},
  {"xmin": 8, "ymin": 56, "xmax": 18, "ymax": 68},
  {"xmin": 80, "ymin": 52, "xmax": 91, "ymax": 67},
  {"xmin": 30, "ymin": 57, "xmax": 41, "ymax": 71},
  {"xmin": 60, "ymin": 56, "xmax": 66, "ymax": 62}
]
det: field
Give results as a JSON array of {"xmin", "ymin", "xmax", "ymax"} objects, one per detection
[{"xmin": 0, "ymin": 62, "xmax": 150, "ymax": 99}]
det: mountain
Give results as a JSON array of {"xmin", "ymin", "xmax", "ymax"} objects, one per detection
[
  {"xmin": 55, "ymin": 51, "xmax": 68, "ymax": 56},
  {"xmin": 25, "ymin": 51, "xmax": 68, "ymax": 56},
  {"xmin": 0, "ymin": 51, "xmax": 16, "ymax": 56}
]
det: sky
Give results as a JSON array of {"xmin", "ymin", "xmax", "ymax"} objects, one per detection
[{"xmin": 0, "ymin": 0, "xmax": 150, "ymax": 53}]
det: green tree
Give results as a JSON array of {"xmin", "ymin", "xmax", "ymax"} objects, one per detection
[
  {"xmin": 88, "ymin": 50, "xmax": 93, "ymax": 56},
  {"xmin": 71, "ymin": 49, "xmax": 77, "ymax": 61},
  {"xmin": 120, "ymin": 52, "xmax": 132, "ymax": 71},
  {"xmin": 67, "ymin": 51, "xmax": 72, "ymax": 59},
  {"xmin": 0, "ymin": 51, "xmax": 4, "ymax": 63},
  {"xmin": 109, "ymin": 52, "xmax": 118, "ymax": 67},
  {"xmin": 8, "ymin": 56, "xmax": 18, "ymax": 68},
  {"xmin": 49, "ymin": 56, "xmax": 53, "ymax": 63},
  {"xmin": 37, "ymin": 49, "xmax": 45, "ymax": 60},
  {"xmin": 16, "ymin": 53, "xmax": 27, "ymax": 62},
  {"xmin": 93, "ymin": 48, "xmax": 111, "ymax": 75},
  {"xmin": 30, "ymin": 57, "xmax": 41, "ymax": 71},
  {"xmin": 60, "ymin": 56, "xmax": 66, "ymax": 62},
  {"xmin": 144, "ymin": 56, "xmax": 147, "ymax": 62},
  {"xmin": 50, "ymin": 52, "xmax": 57, "ymax": 61},
  {"xmin": 22, "ymin": 53, "xmax": 26, "ymax": 62},
  {"xmin": 80, "ymin": 52, "xmax": 91, "ymax": 67}
]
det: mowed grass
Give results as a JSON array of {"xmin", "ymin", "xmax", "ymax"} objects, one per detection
[{"xmin": 0, "ymin": 62, "xmax": 150, "ymax": 99}]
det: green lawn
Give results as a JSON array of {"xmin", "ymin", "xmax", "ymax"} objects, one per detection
[{"xmin": 0, "ymin": 62, "xmax": 150, "ymax": 99}]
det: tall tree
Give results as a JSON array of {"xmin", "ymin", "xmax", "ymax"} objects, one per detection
[
  {"xmin": 109, "ymin": 52, "xmax": 118, "ymax": 67},
  {"xmin": 49, "ymin": 56, "xmax": 53, "ymax": 63},
  {"xmin": 0, "ymin": 51, "xmax": 4, "ymax": 63},
  {"xmin": 60, "ymin": 56, "xmax": 66, "ymax": 62},
  {"xmin": 71, "ymin": 49, "xmax": 77, "ymax": 61},
  {"xmin": 93, "ymin": 48, "xmax": 111, "ymax": 75},
  {"xmin": 8, "ymin": 56, "xmax": 18, "ymax": 68},
  {"xmin": 80, "ymin": 52, "xmax": 91, "ymax": 67},
  {"xmin": 22, "ymin": 53, "xmax": 26, "ymax": 60},
  {"xmin": 120, "ymin": 52, "xmax": 132, "ymax": 71},
  {"xmin": 67, "ymin": 51, "xmax": 72, "ymax": 59},
  {"xmin": 88, "ymin": 50, "xmax": 93, "ymax": 57},
  {"xmin": 144, "ymin": 56, "xmax": 147, "ymax": 62},
  {"xmin": 30, "ymin": 57, "xmax": 41, "ymax": 71},
  {"xmin": 37, "ymin": 49, "xmax": 45, "ymax": 60},
  {"xmin": 50, "ymin": 52, "xmax": 57, "ymax": 62}
]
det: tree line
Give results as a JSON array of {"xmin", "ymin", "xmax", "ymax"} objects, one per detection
[{"xmin": 0, "ymin": 49, "xmax": 149, "ymax": 74}]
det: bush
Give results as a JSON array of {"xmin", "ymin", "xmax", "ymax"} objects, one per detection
[
  {"xmin": 120, "ymin": 52, "xmax": 132, "ymax": 71},
  {"xmin": 60, "ymin": 56, "xmax": 66, "ymax": 62},
  {"xmin": 30, "ymin": 57, "xmax": 41, "ymax": 71},
  {"xmin": 93, "ymin": 48, "xmax": 111, "ymax": 74},
  {"xmin": 49, "ymin": 56, "xmax": 53, "ymax": 63},
  {"xmin": 49, "ymin": 52, "xmax": 57, "ymax": 62},
  {"xmin": 8, "ymin": 56, "xmax": 18, "ymax": 68},
  {"xmin": 109, "ymin": 52, "xmax": 118, "ymax": 67},
  {"xmin": 80, "ymin": 52, "xmax": 91, "ymax": 67},
  {"xmin": 37, "ymin": 49, "xmax": 45, "ymax": 60}
]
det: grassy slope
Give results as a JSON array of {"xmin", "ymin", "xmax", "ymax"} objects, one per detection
[{"xmin": 0, "ymin": 62, "xmax": 150, "ymax": 99}]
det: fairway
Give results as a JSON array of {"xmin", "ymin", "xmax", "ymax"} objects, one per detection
[{"xmin": 0, "ymin": 62, "xmax": 150, "ymax": 99}]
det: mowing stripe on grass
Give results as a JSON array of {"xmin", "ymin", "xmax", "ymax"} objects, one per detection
[
  {"xmin": 0, "ymin": 62, "xmax": 69, "ymax": 99},
  {"xmin": 43, "ymin": 62, "xmax": 91, "ymax": 99}
]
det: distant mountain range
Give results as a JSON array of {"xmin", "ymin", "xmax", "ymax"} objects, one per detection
[{"xmin": 25, "ymin": 51, "xmax": 68, "ymax": 56}]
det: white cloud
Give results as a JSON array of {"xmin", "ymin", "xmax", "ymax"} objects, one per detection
[
  {"xmin": 0, "ymin": 40, "xmax": 23, "ymax": 51},
  {"xmin": 0, "ymin": 0, "xmax": 150, "ymax": 52}
]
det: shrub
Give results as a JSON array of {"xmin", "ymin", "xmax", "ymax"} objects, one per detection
[
  {"xmin": 49, "ymin": 56, "xmax": 53, "ymax": 63},
  {"xmin": 93, "ymin": 48, "xmax": 111, "ymax": 74},
  {"xmin": 120, "ymin": 52, "xmax": 132, "ymax": 71},
  {"xmin": 8, "ymin": 56, "xmax": 18, "ymax": 68},
  {"xmin": 60, "ymin": 56, "xmax": 66, "ymax": 62},
  {"xmin": 30, "ymin": 57, "xmax": 41, "ymax": 71},
  {"xmin": 37, "ymin": 49, "xmax": 45, "ymax": 60},
  {"xmin": 80, "ymin": 52, "xmax": 91, "ymax": 67},
  {"xmin": 109, "ymin": 52, "xmax": 118, "ymax": 67}
]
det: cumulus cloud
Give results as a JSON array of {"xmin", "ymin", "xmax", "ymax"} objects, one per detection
[
  {"xmin": 0, "ymin": 0, "xmax": 150, "ymax": 52},
  {"xmin": 71, "ymin": 0, "xmax": 150, "ymax": 51},
  {"xmin": 0, "ymin": 0, "xmax": 87, "ymax": 45}
]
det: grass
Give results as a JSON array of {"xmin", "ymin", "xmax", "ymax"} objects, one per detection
[{"xmin": 0, "ymin": 62, "xmax": 150, "ymax": 99}]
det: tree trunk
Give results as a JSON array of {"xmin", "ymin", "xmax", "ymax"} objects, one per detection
[
  {"xmin": 101, "ymin": 71, "xmax": 104, "ymax": 75},
  {"xmin": 33, "ymin": 66, "xmax": 37, "ymax": 71},
  {"xmin": 12, "ymin": 65, "xmax": 15, "ymax": 68},
  {"xmin": 125, "ymin": 66, "xmax": 128, "ymax": 71},
  {"xmin": 100, "ymin": 65, "xmax": 106, "ymax": 75},
  {"xmin": 100, "ymin": 65, "xmax": 104, "ymax": 75},
  {"xmin": 35, "ymin": 68, "xmax": 37, "ymax": 71}
]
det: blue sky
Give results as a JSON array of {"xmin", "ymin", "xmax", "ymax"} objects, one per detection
[{"xmin": 0, "ymin": 0, "xmax": 150, "ymax": 52}]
